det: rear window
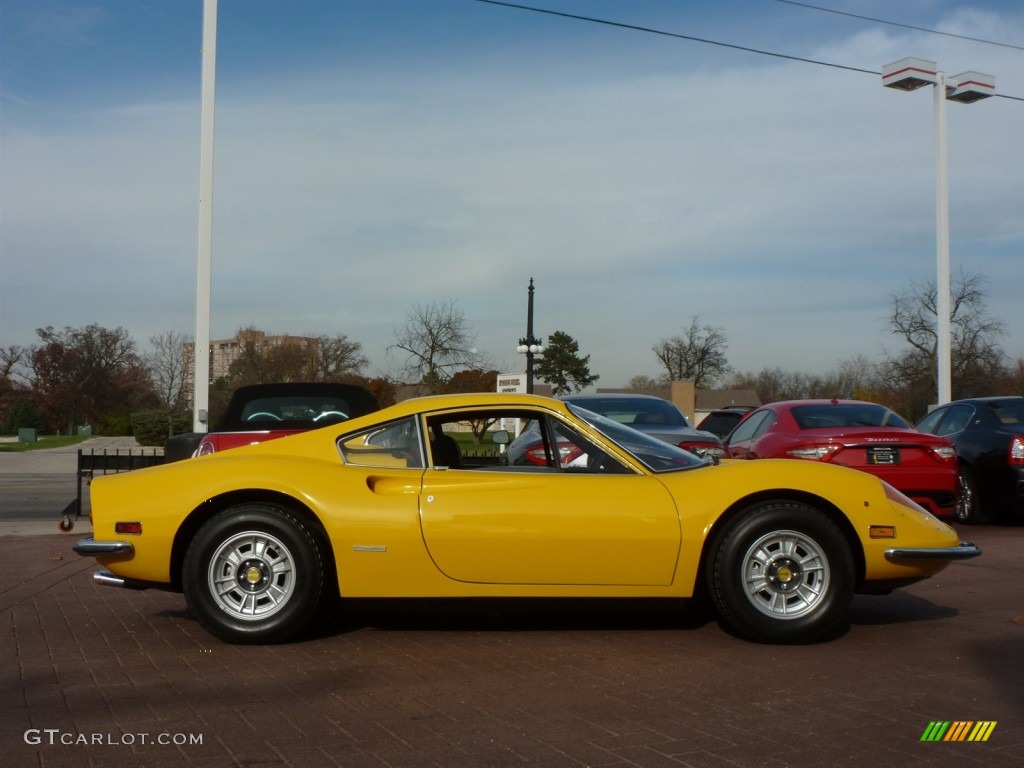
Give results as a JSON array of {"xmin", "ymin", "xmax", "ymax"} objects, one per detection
[
  {"xmin": 239, "ymin": 396, "xmax": 356, "ymax": 425},
  {"xmin": 986, "ymin": 400, "xmax": 1024, "ymax": 426},
  {"xmin": 567, "ymin": 398, "xmax": 688, "ymax": 427},
  {"xmin": 791, "ymin": 404, "xmax": 910, "ymax": 430},
  {"xmin": 218, "ymin": 384, "xmax": 379, "ymax": 432}
]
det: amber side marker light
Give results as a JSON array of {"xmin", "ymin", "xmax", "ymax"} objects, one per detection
[
  {"xmin": 115, "ymin": 522, "xmax": 143, "ymax": 535},
  {"xmin": 870, "ymin": 525, "xmax": 897, "ymax": 539}
]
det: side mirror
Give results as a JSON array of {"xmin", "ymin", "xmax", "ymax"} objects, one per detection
[{"xmin": 491, "ymin": 429, "xmax": 511, "ymax": 446}]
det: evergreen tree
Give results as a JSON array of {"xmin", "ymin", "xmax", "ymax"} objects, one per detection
[{"xmin": 535, "ymin": 331, "xmax": 598, "ymax": 395}]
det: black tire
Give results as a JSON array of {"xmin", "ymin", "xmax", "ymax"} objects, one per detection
[
  {"xmin": 183, "ymin": 504, "xmax": 326, "ymax": 644},
  {"xmin": 707, "ymin": 503, "xmax": 855, "ymax": 644},
  {"xmin": 955, "ymin": 467, "xmax": 984, "ymax": 525}
]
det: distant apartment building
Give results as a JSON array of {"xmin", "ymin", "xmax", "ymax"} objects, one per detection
[{"xmin": 182, "ymin": 329, "xmax": 320, "ymax": 402}]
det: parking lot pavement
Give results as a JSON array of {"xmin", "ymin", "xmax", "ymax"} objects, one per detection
[{"xmin": 3, "ymin": 525, "xmax": 1023, "ymax": 768}]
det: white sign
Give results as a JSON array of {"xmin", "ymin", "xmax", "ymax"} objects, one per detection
[{"xmin": 496, "ymin": 373, "xmax": 526, "ymax": 394}]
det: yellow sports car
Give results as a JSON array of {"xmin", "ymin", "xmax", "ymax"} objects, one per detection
[{"xmin": 75, "ymin": 393, "xmax": 980, "ymax": 645}]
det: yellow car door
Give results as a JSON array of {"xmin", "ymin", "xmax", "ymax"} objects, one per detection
[{"xmin": 418, "ymin": 470, "xmax": 681, "ymax": 586}]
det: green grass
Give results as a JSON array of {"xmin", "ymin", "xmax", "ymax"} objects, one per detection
[{"xmin": 0, "ymin": 435, "xmax": 91, "ymax": 453}]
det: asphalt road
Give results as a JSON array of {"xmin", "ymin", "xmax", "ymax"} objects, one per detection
[
  {"xmin": 0, "ymin": 473, "xmax": 80, "ymax": 519},
  {"xmin": 0, "ymin": 437, "xmax": 149, "ymax": 531}
]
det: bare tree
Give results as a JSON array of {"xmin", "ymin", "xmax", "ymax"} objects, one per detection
[
  {"xmin": 388, "ymin": 301, "xmax": 484, "ymax": 392},
  {"xmin": 147, "ymin": 331, "xmax": 191, "ymax": 437},
  {"xmin": 313, "ymin": 334, "xmax": 369, "ymax": 381},
  {"xmin": 1, "ymin": 345, "xmax": 24, "ymax": 380},
  {"xmin": 884, "ymin": 269, "xmax": 1006, "ymax": 408},
  {"xmin": 653, "ymin": 317, "xmax": 731, "ymax": 388}
]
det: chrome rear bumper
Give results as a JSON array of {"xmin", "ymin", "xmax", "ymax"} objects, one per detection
[{"xmin": 73, "ymin": 538, "xmax": 133, "ymax": 557}]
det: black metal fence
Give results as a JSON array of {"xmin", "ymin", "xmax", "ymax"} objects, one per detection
[{"xmin": 60, "ymin": 448, "xmax": 165, "ymax": 531}]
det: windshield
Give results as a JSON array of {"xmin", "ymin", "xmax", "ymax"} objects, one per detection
[{"xmin": 568, "ymin": 404, "xmax": 708, "ymax": 472}]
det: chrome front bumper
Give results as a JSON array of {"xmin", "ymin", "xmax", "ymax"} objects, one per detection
[{"xmin": 885, "ymin": 540, "xmax": 981, "ymax": 561}]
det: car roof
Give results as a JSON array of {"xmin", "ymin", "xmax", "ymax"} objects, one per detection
[
  {"xmin": 947, "ymin": 396, "xmax": 1024, "ymax": 404},
  {"xmin": 764, "ymin": 399, "xmax": 888, "ymax": 408},
  {"xmin": 562, "ymin": 393, "xmax": 674, "ymax": 403}
]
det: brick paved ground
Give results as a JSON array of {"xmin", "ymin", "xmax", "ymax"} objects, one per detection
[{"xmin": 2, "ymin": 526, "xmax": 1022, "ymax": 768}]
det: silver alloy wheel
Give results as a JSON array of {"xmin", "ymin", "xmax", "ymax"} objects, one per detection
[
  {"xmin": 207, "ymin": 530, "xmax": 297, "ymax": 621},
  {"xmin": 741, "ymin": 529, "xmax": 831, "ymax": 619},
  {"xmin": 956, "ymin": 471, "xmax": 974, "ymax": 523}
]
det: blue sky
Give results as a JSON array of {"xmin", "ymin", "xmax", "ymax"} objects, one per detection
[{"xmin": 1, "ymin": 0, "xmax": 1021, "ymax": 388}]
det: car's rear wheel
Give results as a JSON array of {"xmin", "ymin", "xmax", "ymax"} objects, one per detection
[
  {"xmin": 183, "ymin": 504, "xmax": 326, "ymax": 644},
  {"xmin": 708, "ymin": 503, "xmax": 854, "ymax": 644},
  {"xmin": 955, "ymin": 468, "xmax": 984, "ymax": 524}
]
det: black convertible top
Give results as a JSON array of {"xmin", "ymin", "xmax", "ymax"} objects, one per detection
[{"xmin": 216, "ymin": 382, "xmax": 379, "ymax": 432}]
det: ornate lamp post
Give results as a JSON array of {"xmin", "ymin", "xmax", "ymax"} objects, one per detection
[{"xmin": 516, "ymin": 278, "xmax": 544, "ymax": 394}]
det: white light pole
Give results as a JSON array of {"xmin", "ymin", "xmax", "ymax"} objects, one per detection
[
  {"xmin": 882, "ymin": 58, "xmax": 994, "ymax": 407},
  {"xmin": 193, "ymin": 0, "xmax": 218, "ymax": 432}
]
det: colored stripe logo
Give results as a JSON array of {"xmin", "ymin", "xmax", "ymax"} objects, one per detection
[{"xmin": 921, "ymin": 721, "xmax": 997, "ymax": 742}]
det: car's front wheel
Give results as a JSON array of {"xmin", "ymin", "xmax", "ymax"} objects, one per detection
[
  {"xmin": 708, "ymin": 503, "xmax": 854, "ymax": 644},
  {"xmin": 183, "ymin": 504, "xmax": 326, "ymax": 644}
]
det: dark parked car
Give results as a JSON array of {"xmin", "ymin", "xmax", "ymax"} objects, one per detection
[
  {"xmin": 164, "ymin": 382, "xmax": 378, "ymax": 461},
  {"xmin": 724, "ymin": 399, "xmax": 959, "ymax": 519},
  {"xmin": 698, "ymin": 406, "xmax": 756, "ymax": 440},
  {"xmin": 561, "ymin": 394, "xmax": 725, "ymax": 459},
  {"xmin": 915, "ymin": 396, "xmax": 1024, "ymax": 523}
]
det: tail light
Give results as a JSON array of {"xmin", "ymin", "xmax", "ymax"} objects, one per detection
[
  {"xmin": 1010, "ymin": 435, "xmax": 1024, "ymax": 466},
  {"xmin": 195, "ymin": 441, "xmax": 215, "ymax": 457},
  {"xmin": 787, "ymin": 445, "xmax": 841, "ymax": 461},
  {"xmin": 524, "ymin": 442, "xmax": 583, "ymax": 466},
  {"xmin": 928, "ymin": 445, "xmax": 957, "ymax": 463}
]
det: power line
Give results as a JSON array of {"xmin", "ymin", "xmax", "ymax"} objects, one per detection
[
  {"xmin": 776, "ymin": 0, "xmax": 1024, "ymax": 52},
  {"xmin": 476, "ymin": 0, "xmax": 877, "ymax": 75},
  {"xmin": 475, "ymin": 0, "xmax": 1023, "ymax": 102}
]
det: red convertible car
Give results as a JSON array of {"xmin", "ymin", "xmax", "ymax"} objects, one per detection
[
  {"xmin": 724, "ymin": 399, "xmax": 959, "ymax": 518},
  {"xmin": 195, "ymin": 382, "xmax": 379, "ymax": 456},
  {"xmin": 164, "ymin": 383, "xmax": 379, "ymax": 461}
]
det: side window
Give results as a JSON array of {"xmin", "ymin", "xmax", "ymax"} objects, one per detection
[
  {"xmin": 915, "ymin": 408, "xmax": 945, "ymax": 435},
  {"xmin": 939, "ymin": 404, "xmax": 974, "ymax": 435},
  {"xmin": 727, "ymin": 410, "xmax": 771, "ymax": 444},
  {"xmin": 424, "ymin": 408, "xmax": 630, "ymax": 474},
  {"xmin": 429, "ymin": 410, "xmax": 543, "ymax": 470},
  {"xmin": 338, "ymin": 417, "xmax": 423, "ymax": 468},
  {"xmin": 551, "ymin": 419, "xmax": 629, "ymax": 474},
  {"xmin": 752, "ymin": 411, "xmax": 776, "ymax": 439}
]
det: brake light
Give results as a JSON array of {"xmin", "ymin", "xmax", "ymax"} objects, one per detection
[
  {"xmin": 787, "ymin": 445, "xmax": 841, "ymax": 461},
  {"xmin": 523, "ymin": 445, "xmax": 549, "ymax": 465},
  {"xmin": 929, "ymin": 445, "xmax": 957, "ymax": 463},
  {"xmin": 196, "ymin": 441, "xmax": 215, "ymax": 457},
  {"xmin": 524, "ymin": 442, "xmax": 583, "ymax": 466},
  {"xmin": 1010, "ymin": 435, "xmax": 1024, "ymax": 466}
]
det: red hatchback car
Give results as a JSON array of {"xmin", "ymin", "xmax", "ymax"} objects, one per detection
[{"xmin": 724, "ymin": 399, "xmax": 959, "ymax": 518}]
